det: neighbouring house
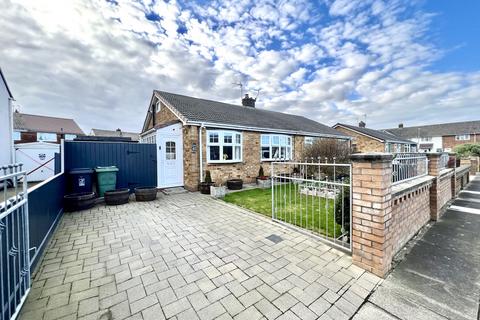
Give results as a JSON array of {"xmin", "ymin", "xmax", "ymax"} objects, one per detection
[
  {"xmin": 139, "ymin": 91, "xmax": 350, "ymax": 190},
  {"xmin": 90, "ymin": 128, "xmax": 140, "ymax": 142},
  {"xmin": 13, "ymin": 112, "xmax": 84, "ymax": 144},
  {"xmin": 0, "ymin": 68, "xmax": 14, "ymax": 166},
  {"xmin": 333, "ymin": 121, "xmax": 417, "ymax": 153},
  {"xmin": 385, "ymin": 121, "xmax": 480, "ymax": 152}
]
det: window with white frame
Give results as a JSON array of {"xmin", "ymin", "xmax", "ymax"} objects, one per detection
[
  {"xmin": 165, "ymin": 141, "xmax": 176, "ymax": 160},
  {"xmin": 261, "ymin": 134, "xmax": 292, "ymax": 160},
  {"xmin": 155, "ymin": 101, "xmax": 162, "ymax": 113},
  {"xmin": 37, "ymin": 132, "xmax": 57, "ymax": 142},
  {"xmin": 420, "ymin": 137, "xmax": 432, "ymax": 142},
  {"xmin": 207, "ymin": 130, "xmax": 242, "ymax": 163},
  {"xmin": 13, "ymin": 131, "xmax": 21, "ymax": 140},
  {"xmin": 455, "ymin": 134, "xmax": 470, "ymax": 141},
  {"xmin": 140, "ymin": 133, "xmax": 156, "ymax": 144},
  {"xmin": 65, "ymin": 134, "xmax": 77, "ymax": 141}
]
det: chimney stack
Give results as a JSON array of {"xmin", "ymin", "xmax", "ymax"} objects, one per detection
[
  {"xmin": 241, "ymin": 94, "xmax": 256, "ymax": 108},
  {"xmin": 116, "ymin": 128, "xmax": 123, "ymax": 137},
  {"xmin": 398, "ymin": 123, "xmax": 404, "ymax": 128},
  {"xmin": 358, "ymin": 121, "xmax": 366, "ymax": 128}
]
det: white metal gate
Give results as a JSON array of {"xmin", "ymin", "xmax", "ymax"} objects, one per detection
[
  {"xmin": 1, "ymin": 164, "xmax": 31, "ymax": 320},
  {"xmin": 271, "ymin": 159, "xmax": 352, "ymax": 251}
]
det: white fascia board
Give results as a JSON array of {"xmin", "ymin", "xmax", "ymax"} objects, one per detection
[{"xmin": 186, "ymin": 121, "xmax": 351, "ymax": 140}]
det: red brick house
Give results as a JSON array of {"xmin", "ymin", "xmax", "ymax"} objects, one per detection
[
  {"xmin": 13, "ymin": 112, "xmax": 84, "ymax": 144},
  {"xmin": 140, "ymin": 91, "xmax": 350, "ymax": 190},
  {"xmin": 385, "ymin": 120, "xmax": 480, "ymax": 152}
]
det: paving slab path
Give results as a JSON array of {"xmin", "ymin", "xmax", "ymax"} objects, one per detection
[
  {"xmin": 20, "ymin": 192, "xmax": 381, "ymax": 320},
  {"xmin": 354, "ymin": 175, "xmax": 480, "ymax": 320}
]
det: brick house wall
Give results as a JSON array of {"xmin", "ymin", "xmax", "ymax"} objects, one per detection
[
  {"xmin": 145, "ymin": 103, "xmax": 342, "ymax": 190},
  {"xmin": 335, "ymin": 127, "xmax": 385, "ymax": 153},
  {"xmin": 442, "ymin": 134, "xmax": 480, "ymax": 150},
  {"xmin": 147, "ymin": 102, "xmax": 181, "ymax": 130}
]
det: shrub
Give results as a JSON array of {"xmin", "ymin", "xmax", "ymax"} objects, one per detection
[
  {"xmin": 302, "ymin": 138, "xmax": 353, "ymax": 178},
  {"xmin": 303, "ymin": 138, "xmax": 352, "ymax": 163},
  {"xmin": 258, "ymin": 166, "xmax": 265, "ymax": 177},
  {"xmin": 204, "ymin": 170, "xmax": 212, "ymax": 183},
  {"xmin": 454, "ymin": 143, "xmax": 480, "ymax": 157},
  {"xmin": 334, "ymin": 182, "xmax": 350, "ymax": 236}
]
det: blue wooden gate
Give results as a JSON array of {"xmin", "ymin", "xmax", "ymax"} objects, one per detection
[{"xmin": 64, "ymin": 141, "xmax": 157, "ymax": 191}]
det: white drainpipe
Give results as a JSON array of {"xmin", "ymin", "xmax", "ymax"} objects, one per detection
[
  {"xmin": 199, "ymin": 124, "xmax": 205, "ymax": 182},
  {"xmin": 8, "ymin": 97, "xmax": 15, "ymax": 163}
]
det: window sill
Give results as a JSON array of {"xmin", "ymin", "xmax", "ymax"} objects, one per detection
[
  {"xmin": 207, "ymin": 160, "xmax": 243, "ymax": 164},
  {"xmin": 261, "ymin": 159, "xmax": 292, "ymax": 162}
]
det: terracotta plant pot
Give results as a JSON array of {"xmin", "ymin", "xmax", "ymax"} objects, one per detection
[
  {"xmin": 104, "ymin": 188, "xmax": 130, "ymax": 206},
  {"xmin": 134, "ymin": 187, "xmax": 157, "ymax": 201},
  {"xmin": 64, "ymin": 192, "xmax": 96, "ymax": 212},
  {"xmin": 227, "ymin": 179, "xmax": 243, "ymax": 190}
]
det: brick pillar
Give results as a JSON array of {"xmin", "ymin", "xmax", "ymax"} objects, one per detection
[
  {"xmin": 426, "ymin": 153, "xmax": 441, "ymax": 220},
  {"xmin": 350, "ymin": 153, "xmax": 393, "ymax": 278}
]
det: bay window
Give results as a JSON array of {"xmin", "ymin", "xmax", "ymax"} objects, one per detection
[
  {"xmin": 261, "ymin": 134, "xmax": 292, "ymax": 160},
  {"xmin": 207, "ymin": 130, "xmax": 242, "ymax": 163}
]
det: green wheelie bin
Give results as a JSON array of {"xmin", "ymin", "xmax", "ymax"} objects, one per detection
[{"xmin": 95, "ymin": 166, "xmax": 119, "ymax": 197}]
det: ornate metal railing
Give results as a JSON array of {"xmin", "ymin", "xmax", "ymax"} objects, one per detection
[
  {"xmin": 1, "ymin": 164, "xmax": 30, "ymax": 320},
  {"xmin": 392, "ymin": 153, "xmax": 428, "ymax": 185}
]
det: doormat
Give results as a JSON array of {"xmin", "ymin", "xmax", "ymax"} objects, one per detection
[{"xmin": 162, "ymin": 187, "xmax": 188, "ymax": 195}]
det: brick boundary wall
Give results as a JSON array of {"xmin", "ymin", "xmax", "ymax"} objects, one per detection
[
  {"xmin": 390, "ymin": 181, "xmax": 433, "ymax": 256},
  {"xmin": 350, "ymin": 152, "xmax": 471, "ymax": 278},
  {"xmin": 460, "ymin": 157, "xmax": 479, "ymax": 176},
  {"xmin": 455, "ymin": 166, "xmax": 470, "ymax": 195}
]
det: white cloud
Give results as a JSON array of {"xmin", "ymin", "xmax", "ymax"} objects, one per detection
[{"xmin": 0, "ymin": 0, "xmax": 478, "ymax": 134}]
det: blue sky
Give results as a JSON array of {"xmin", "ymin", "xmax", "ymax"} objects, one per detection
[
  {"xmin": 423, "ymin": 0, "xmax": 480, "ymax": 72},
  {"xmin": 0, "ymin": 0, "xmax": 479, "ymax": 132}
]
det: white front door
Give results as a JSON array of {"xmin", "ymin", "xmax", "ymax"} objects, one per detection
[{"xmin": 157, "ymin": 124, "xmax": 184, "ymax": 188}]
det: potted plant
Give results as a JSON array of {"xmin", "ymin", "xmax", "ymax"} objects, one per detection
[
  {"xmin": 256, "ymin": 166, "xmax": 271, "ymax": 189},
  {"xmin": 210, "ymin": 183, "xmax": 227, "ymax": 198},
  {"xmin": 199, "ymin": 170, "xmax": 214, "ymax": 194}
]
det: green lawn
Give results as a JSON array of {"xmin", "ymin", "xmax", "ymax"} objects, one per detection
[{"xmin": 224, "ymin": 183, "xmax": 344, "ymax": 238}]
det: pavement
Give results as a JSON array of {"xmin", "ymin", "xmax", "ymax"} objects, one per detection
[
  {"xmin": 20, "ymin": 192, "xmax": 381, "ymax": 320},
  {"xmin": 354, "ymin": 175, "xmax": 480, "ymax": 320}
]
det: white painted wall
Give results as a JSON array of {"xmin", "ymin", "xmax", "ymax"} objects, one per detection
[
  {"xmin": 410, "ymin": 136, "xmax": 443, "ymax": 152},
  {"xmin": 0, "ymin": 79, "xmax": 13, "ymax": 166}
]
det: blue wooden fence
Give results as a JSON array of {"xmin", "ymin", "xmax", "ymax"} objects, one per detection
[
  {"xmin": 28, "ymin": 173, "xmax": 65, "ymax": 271},
  {"xmin": 64, "ymin": 141, "xmax": 157, "ymax": 192}
]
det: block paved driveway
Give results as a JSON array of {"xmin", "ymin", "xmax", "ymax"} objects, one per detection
[{"xmin": 20, "ymin": 192, "xmax": 381, "ymax": 320}]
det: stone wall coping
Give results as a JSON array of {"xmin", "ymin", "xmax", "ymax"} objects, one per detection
[
  {"xmin": 392, "ymin": 175, "xmax": 435, "ymax": 199},
  {"xmin": 350, "ymin": 152, "xmax": 393, "ymax": 161},
  {"xmin": 455, "ymin": 165, "xmax": 470, "ymax": 175},
  {"xmin": 439, "ymin": 168, "xmax": 454, "ymax": 180},
  {"xmin": 425, "ymin": 152, "xmax": 448, "ymax": 155}
]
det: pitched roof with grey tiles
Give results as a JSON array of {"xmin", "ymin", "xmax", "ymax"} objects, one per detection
[
  {"xmin": 333, "ymin": 123, "xmax": 415, "ymax": 144},
  {"xmin": 14, "ymin": 113, "xmax": 84, "ymax": 135},
  {"xmin": 384, "ymin": 120, "xmax": 480, "ymax": 138},
  {"xmin": 146, "ymin": 91, "xmax": 348, "ymax": 138},
  {"xmin": 91, "ymin": 128, "xmax": 139, "ymax": 141}
]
